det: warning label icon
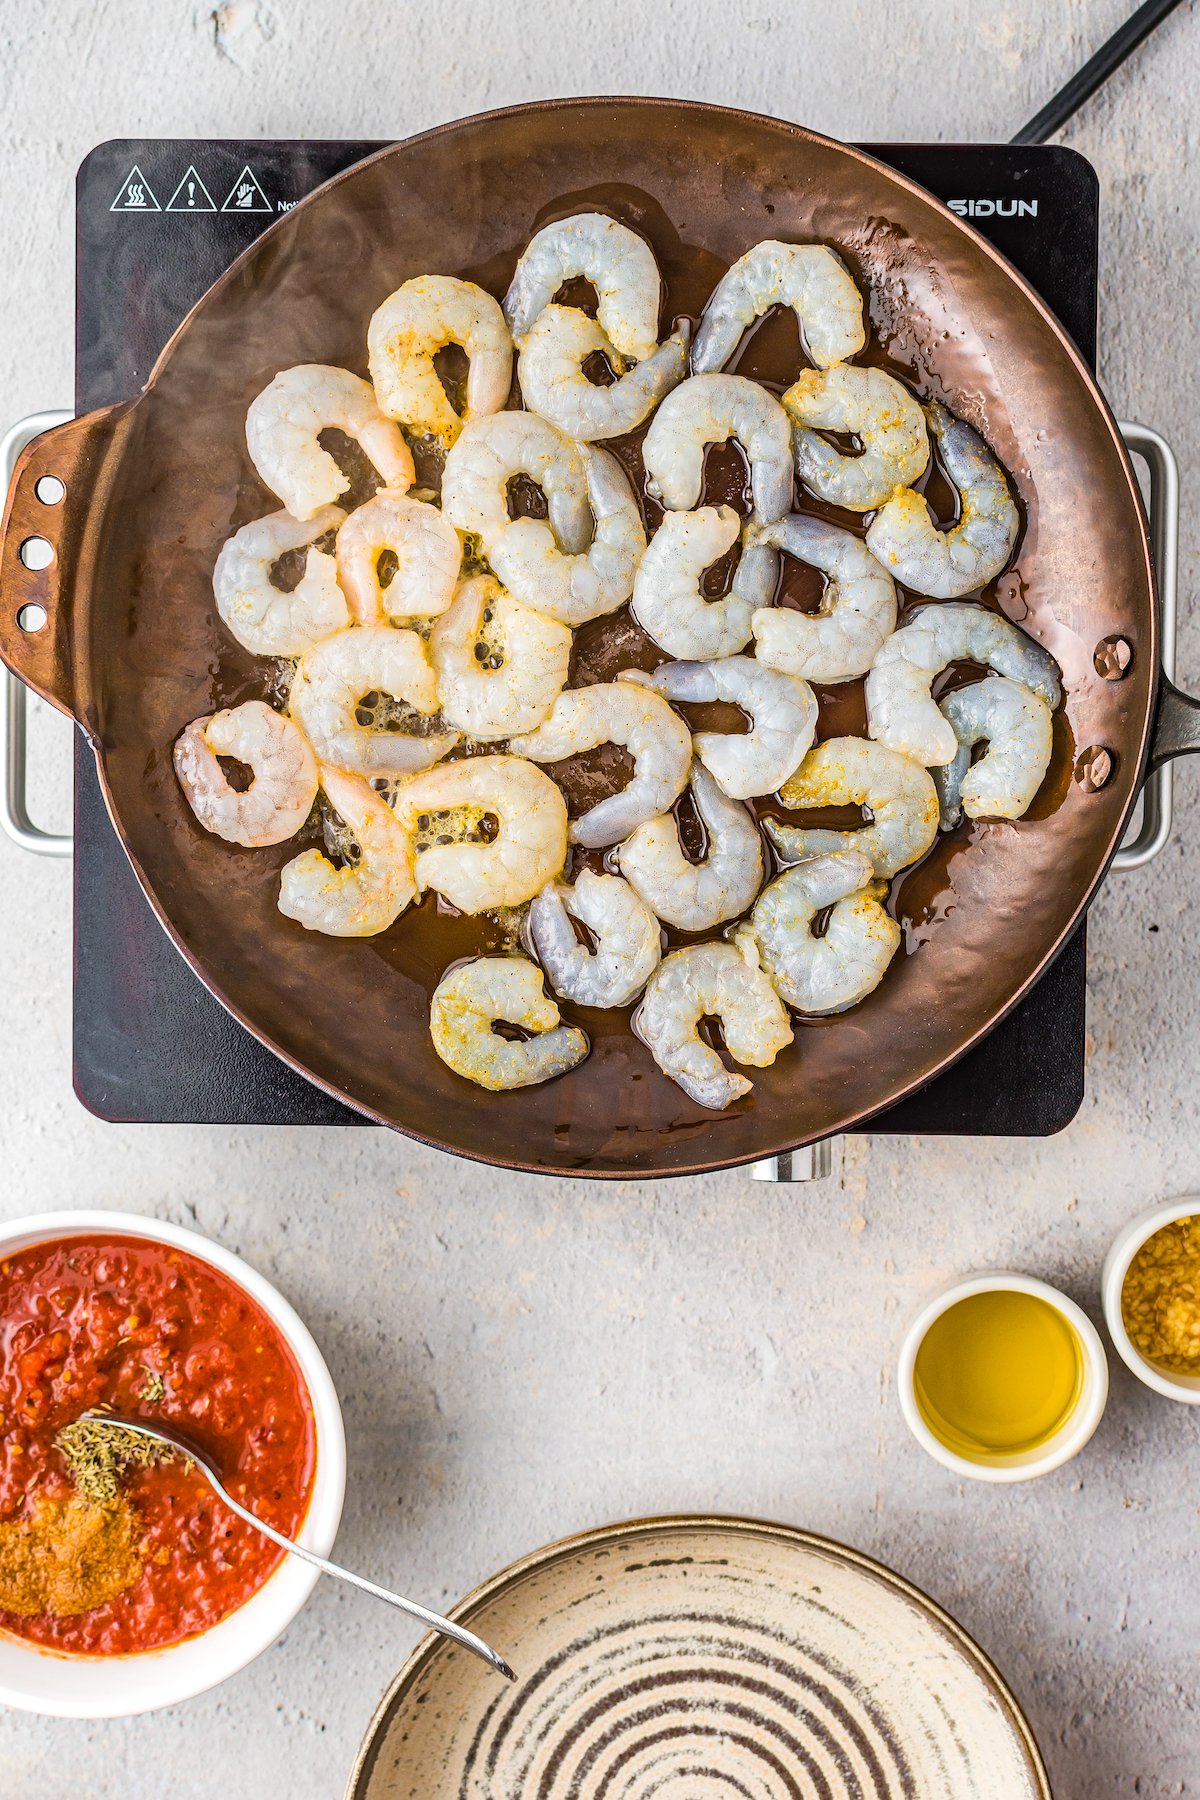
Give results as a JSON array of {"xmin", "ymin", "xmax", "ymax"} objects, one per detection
[
  {"xmin": 110, "ymin": 165, "xmax": 160, "ymax": 213},
  {"xmin": 221, "ymin": 165, "xmax": 273, "ymax": 214},
  {"xmin": 166, "ymin": 166, "xmax": 217, "ymax": 214}
]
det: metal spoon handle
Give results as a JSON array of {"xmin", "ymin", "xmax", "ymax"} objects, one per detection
[{"xmin": 202, "ymin": 1470, "xmax": 514, "ymax": 1681}]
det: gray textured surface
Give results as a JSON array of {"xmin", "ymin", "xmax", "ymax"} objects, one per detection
[{"xmin": 1, "ymin": 1, "xmax": 1199, "ymax": 1794}]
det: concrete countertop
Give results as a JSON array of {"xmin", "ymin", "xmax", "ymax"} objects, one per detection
[{"xmin": 0, "ymin": 1, "xmax": 1197, "ymax": 1793}]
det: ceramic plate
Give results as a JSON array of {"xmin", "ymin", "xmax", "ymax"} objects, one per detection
[{"xmin": 348, "ymin": 1516, "xmax": 1050, "ymax": 1798}]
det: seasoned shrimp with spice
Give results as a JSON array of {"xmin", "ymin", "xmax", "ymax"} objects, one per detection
[
  {"xmin": 174, "ymin": 701, "xmax": 318, "ymax": 847},
  {"xmin": 516, "ymin": 306, "xmax": 691, "ymax": 441},
  {"xmin": 631, "ymin": 506, "xmax": 779, "ymax": 661},
  {"xmin": 430, "ymin": 574, "xmax": 572, "ymax": 741},
  {"xmin": 487, "ymin": 446, "xmax": 647, "ymax": 626},
  {"xmin": 785, "ymin": 365, "xmax": 929, "ymax": 510},
  {"xmin": 865, "ymin": 602, "xmax": 1061, "ymax": 766},
  {"xmin": 642, "ymin": 374, "xmax": 793, "ymax": 524},
  {"xmin": 739, "ymin": 848, "xmax": 900, "ymax": 1015},
  {"xmin": 288, "ymin": 626, "xmax": 458, "ymax": 776},
  {"xmin": 750, "ymin": 514, "xmax": 898, "ymax": 685},
  {"xmin": 430, "ymin": 955, "xmax": 588, "ymax": 1091},
  {"xmin": 527, "ymin": 872, "xmax": 661, "ymax": 1009},
  {"xmin": 279, "ymin": 764, "xmax": 416, "ymax": 938},
  {"xmin": 626, "ymin": 657, "xmax": 817, "ymax": 801},
  {"xmin": 367, "ymin": 275, "xmax": 512, "ymax": 444},
  {"xmin": 246, "ymin": 365, "xmax": 414, "ymax": 519},
  {"xmin": 865, "ymin": 401, "xmax": 1019, "ymax": 598},
  {"xmin": 441, "ymin": 411, "xmax": 591, "ymax": 561},
  {"xmin": 765, "ymin": 737, "xmax": 939, "ymax": 878},
  {"xmin": 335, "ymin": 492, "xmax": 461, "ymax": 624},
  {"xmin": 391, "ymin": 754, "xmax": 568, "ymax": 911},
  {"xmin": 932, "ymin": 675, "xmax": 1054, "ymax": 828},
  {"xmin": 504, "ymin": 212, "xmax": 663, "ymax": 359},
  {"xmin": 634, "ymin": 941, "xmax": 792, "ymax": 1111},
  {"xmin": 213, "ymin": 506, "xmax": 349, "ymax": 657},
  {"xmin": 509, "ymin": 682, "xmax": 692, "ymax": 849},
  {"xmin": 691, "ymin": 241, "xmax": 866, "ymax": 373},
  {"xmin": 617, "ymin": 761, "xmax": 764, "ymax": 932}
]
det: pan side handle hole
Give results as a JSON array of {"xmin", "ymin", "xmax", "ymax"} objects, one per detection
[
  {"xmin": 35, "ymin": 476, "xmax": 65, "ymax": 506},
  {"xmin": 17, "ymin": 603, "xmax": 47, "ymax": 633}
]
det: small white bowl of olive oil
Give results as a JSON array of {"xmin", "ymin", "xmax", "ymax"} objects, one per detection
[{"xmin": 898, "ymin": 1273, "xmax": 1109, "ymax": 1482}]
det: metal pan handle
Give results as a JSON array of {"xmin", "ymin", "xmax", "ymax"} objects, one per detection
[
  {"xmin": 0, "ymin": 402, "xmax": 133, "ymax": 724},
  {"xmin": 1113, "ymin": 421, "xmax": 1177, "ymax": 867},
  {"xmin": 1152, "ymin": 676, "xmax": 1200, "ymax": 766},
  {"xmin": 0, "ymin": 411, "xmax": 74, "ymax": 856},
  {"xmin": 1121, "ymin": 422, "xmax": 1200, "ymax": 775}
]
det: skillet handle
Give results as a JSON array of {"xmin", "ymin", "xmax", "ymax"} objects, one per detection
[
  {"xmin": 1120, "ymin": 420, "xmax": 1200, "ymax": 777},
  {"xmin": 1150, "ymin": 675, "xmax": 1200, "ymax": 771},
  {"xmin": 0, "ymin": 403, "xmax": 134, "ymax": 724}
]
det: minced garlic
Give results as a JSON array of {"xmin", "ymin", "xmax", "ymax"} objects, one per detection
[{"xmin": 1121, "ymin": 1214, "xmax": 1200, "ymax": 1373}]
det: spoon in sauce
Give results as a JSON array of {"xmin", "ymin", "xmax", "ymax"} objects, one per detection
[{"xmin": 70, "ymin": 1411, "xmax": 517, "ymax": 1682}]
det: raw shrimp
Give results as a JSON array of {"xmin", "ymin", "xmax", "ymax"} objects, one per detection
[
  {"xmin": 633, "ymin": 941, "xmax": 792, "ymax": 1111},
  {"xmin": 429, "ymin": 955, "xmax": 588, "ymax": 1091},
  {"xmin": 278, "ymin": 763, "xmax": 416, "ymax": 938},
  {"xmin": 740, "ymin": 849, "xmax": 900, "ymax": 1015},
  {"xmin": 503, "ymin": 212, "xmax": 663, "ymax": 360},
  {"xmin": 245, "ymin": 365, "xmax": 413, "ymax": 520},
  {"xmin": 508, "ymin": 682, "xmax": 692, "ymax": 849},
  {"xmin": 631, "ymin": 506, "xmax": 779, "ymax": 660},
  {"xmin": 749, "ymin": 514, "xmax": 898, "ymax": 684},
  {"xmin": 212, "ymin": 505, "xmax": 349, "ymax": 657},
  {"xmin": 617, "ymin": 761, "xmax": 764, "ymax": 931},
  {"xmin": 289, "ymin": 626, "xmax": 458, "ymax": 776},
  {"xmin": 785, "ymin": 365, "xmax": 929, "ymax": 510},
  {"xmin": 691, "ymin": 241, "xmax": 865, "ymax": 374},
  {"xmin": 367, "ymin": 275, "xmax": 513, "ymax": 445},
  {"xmin": 430, "ymin": 574, "xmax": 571, "ymax": 741},
  {"xmin": 933, "ymin": 675, "xmax": 1054, "ymax": 828},
  {"xmin": 335, "ymin": 492, "xmax": 460, "ymax": 624},
  {"xmin": 391, "ymin": 754, "xmax": 568, "ymax": 911},
  {"xmin": 174, "ymin": 701, "xmax": 318, "ymax": 848},
  {"xmin": 516, "ymin": 306, "xmax": 690, "ymax": 441},
  {"xmin": 642, "ymin": 374, "xmax": 793, "ymax": 524},
  {"xmin": 865, "ymin": 602, "xmax": 1061, "ymax": 766},
  {"xmin": 527, "ymin": 871, "xmax": 661, "ymax": 1008},
  {"xmin": 627, "ymin": 657, "xmax": 817, "ymax": 801},
  {"xmin": 488, "ymin": 445, "xmax": 646, "ymax": 627},
  {"xmin": 440, "ymin": 411, "xmax": 591, "ymax": 561},
  {"xmin": 865, "ymin": 401, "xmax": 1019, "ymax": 598},
  {"xmin": 765, "ymin": 737, "xmax": 939, "ymax": 878}
]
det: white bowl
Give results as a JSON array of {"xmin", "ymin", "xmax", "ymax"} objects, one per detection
[
  {"xmin": 1102, "ymin": 1196, "xmax": 1200, "ymax": 1403},
  {"xmin": 897, "ymin": 1271, "xmax": 1109, "ymax": 1483},
  {"xmin": 0, "ymin": 1208, "xmax": 346, "ymax": 1716}
]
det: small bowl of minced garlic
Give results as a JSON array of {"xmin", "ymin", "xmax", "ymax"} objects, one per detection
[{"xmin": 1103, "ymin": 1198, "xmax": 1200, "ymax": 1403}]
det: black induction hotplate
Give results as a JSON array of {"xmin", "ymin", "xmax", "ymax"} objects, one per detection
[{"xmin": 72, "ymin": 138, "xmax": 1096, "ymax": 1136}]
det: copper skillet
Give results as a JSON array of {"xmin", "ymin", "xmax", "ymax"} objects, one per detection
[{"xmin": 1, "ymin": 98, "xmax": 1195, "ymax": 1179}]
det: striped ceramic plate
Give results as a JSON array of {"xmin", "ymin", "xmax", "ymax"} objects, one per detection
[{"xmin": 347, "ymin": 1516, "xmax": 1050, "ymax": 1799}]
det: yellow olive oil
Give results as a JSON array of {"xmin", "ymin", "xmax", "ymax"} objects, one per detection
[{"xmin": 913, "ymin": 1290, "xmax": 1084, "ymax": 1460}]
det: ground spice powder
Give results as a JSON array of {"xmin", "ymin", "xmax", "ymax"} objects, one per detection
[
  {"xmin": 1121, "ymin": 1214, "xmax": 1200, "ymax": 1373},
  {"xmin": 0, "ymin": 1493, "xmax": 143, "ymax": 1618}
]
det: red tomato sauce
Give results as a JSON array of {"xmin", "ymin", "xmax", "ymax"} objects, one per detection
[{"xmin": 0, "ymin": 1233, "xmax": 316, "ymax": 1654}]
